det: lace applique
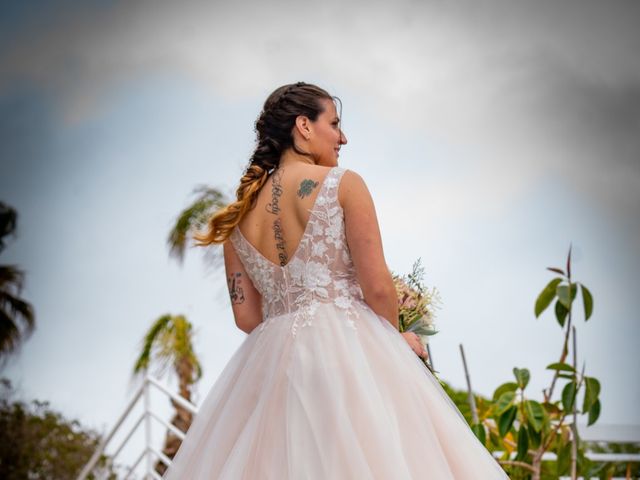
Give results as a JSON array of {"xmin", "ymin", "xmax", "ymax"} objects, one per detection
[{"xmin": 230, "ymin": 166, "xmax": 364, "ymax": 336}]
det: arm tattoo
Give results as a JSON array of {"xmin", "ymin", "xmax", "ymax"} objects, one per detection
[
  {"xmin": 266, "ymin": 167, "xmax": 288, "ymax": 265},
  {"xmin": 297, "ymin": 178, "xmax": 319, "ymax": 198},
  {"xmin": 227, "ymin": 272, "xmax": 245, "ymax": 304}
]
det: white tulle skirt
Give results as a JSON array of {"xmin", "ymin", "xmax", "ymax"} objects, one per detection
[{"xmin": 162, "ymin": 300, "xmax": 509, "ymax": 479}]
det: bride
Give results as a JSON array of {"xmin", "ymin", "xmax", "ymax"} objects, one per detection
[{"xmin": 162, "ymin": 81, "xmax": 510, "ymax": 479}]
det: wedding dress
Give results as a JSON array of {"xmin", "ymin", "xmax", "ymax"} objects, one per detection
[{"xmin": 162, "ymin": 166, "xmax": 509, "ymax": 479}]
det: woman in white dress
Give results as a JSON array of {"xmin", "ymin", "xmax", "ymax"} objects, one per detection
[{"xmin": 162, "ymin": 81, "xmax": 510, "ymax": 479}]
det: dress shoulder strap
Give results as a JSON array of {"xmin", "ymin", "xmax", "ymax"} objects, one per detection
[{"xmin": 324, "ymin": 166, "xmax": 347, "ymax": 208}]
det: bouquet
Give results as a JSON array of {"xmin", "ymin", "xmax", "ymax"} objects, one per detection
[{"xmin": 391, "ymin": 258, "xmax": 442, "ymax": 376}]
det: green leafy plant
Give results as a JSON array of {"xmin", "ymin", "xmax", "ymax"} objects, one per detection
[
  {"xmin": 472, "ymin": 245, "xmax": 603, "ymax": 480},
  {"xmin": 0, "ymin": 378, "xmax": 120, "ymax": 479}
]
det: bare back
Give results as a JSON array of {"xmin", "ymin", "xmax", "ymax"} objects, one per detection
[
  {"xmin": 229, "ymin": 162, "xmax": 397, "ymax": 329},
  {"xmin": 237, "ymin": 164, "xmax": 336, "ymax": 267}
]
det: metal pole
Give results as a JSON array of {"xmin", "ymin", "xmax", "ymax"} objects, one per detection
[
  {"xmin": 76, "ymin": 382, "xmax": 145, "ymax": 480},
  {"xmin": 426, "ymin": 343, "xmax": 434, "ymax": 371},
  {"xmin": 459, "ymin": 343, "xmax": 478, "ymax": 424},
  {"xmin": 144, "ymin": 372, "xmax": 153, "ymax": 480},
  {"xmin": 571, "ymin": 326, "xmax": 578, "ymax": 480}
]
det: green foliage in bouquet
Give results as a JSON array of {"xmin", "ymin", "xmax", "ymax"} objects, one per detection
[
  {"xmin": 472, "ymin": 245, "xmax": 606, "ymax": 480},
  {"xmin": 391, "ymin": 258, "xmax": 442, "ymax": 375}
]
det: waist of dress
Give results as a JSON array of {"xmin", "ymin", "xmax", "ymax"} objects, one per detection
[
  {"xmin": 256, "ymin": 295, "xmax": 367, "ymax": 336},
  {"xmin": 261, "ymin": 294, "xmax": 367, "ymax": 321}
]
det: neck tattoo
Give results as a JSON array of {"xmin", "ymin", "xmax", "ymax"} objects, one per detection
[
  {"xmin": 265, "ymin": 168, "xmax": 284, "ymax": 215},
  {"xmin": 266, "ymin": 168, "xmax": 288, "ymax": 265}
]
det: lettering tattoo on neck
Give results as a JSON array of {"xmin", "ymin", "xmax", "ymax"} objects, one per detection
[
  {"xmin": 297, "ymin": 178, "xmax": 319, "ymax": 199},
  {"xmin": 266, "ymin": 168, "xmax": 288, "ymax": 265},
  {"xmin": 265, "ymin": 168, "xmax": 284, "ymax": 215},
  {"xmin": 227, "ymin": 272, "xmax": 245, "ymax": 304}
]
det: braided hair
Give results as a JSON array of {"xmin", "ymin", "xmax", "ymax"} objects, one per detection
[{"xmin": 194, "ymin": 81, "xmax": 340, "ymax": 246}]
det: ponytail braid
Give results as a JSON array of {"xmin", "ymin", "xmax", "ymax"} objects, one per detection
[{"xmin": 193, "ymin": 82, "xmax": 338, "ymax": 246}]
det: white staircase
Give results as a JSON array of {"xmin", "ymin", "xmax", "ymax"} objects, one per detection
[{"xmin": 76, "ymin": 373, "xmax": 198, "ymax": 480}]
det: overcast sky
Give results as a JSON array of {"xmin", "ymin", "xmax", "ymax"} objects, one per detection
[{"xmin": 1, "ymin": 0, "xmax": 639, "ymax": 461}]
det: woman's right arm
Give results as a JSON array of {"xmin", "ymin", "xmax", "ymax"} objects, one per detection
[
  {"xmin": 223, "ymin": 239, "xmax": 263, "ymax": 334},
  {"xmin": 339, "ymin": 170, "xmax": 399, "ymax": 330}
]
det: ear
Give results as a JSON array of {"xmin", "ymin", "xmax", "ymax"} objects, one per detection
[{"xmin": 294, "ymin": 115, "xmax": 312, "ymax": 139}]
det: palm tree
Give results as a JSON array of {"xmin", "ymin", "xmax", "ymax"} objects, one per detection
[
  {"xmin": 132, "ymin": 313, "xmax": 202, "ymax": 476},
  {"xmin": 167, "ymin": 185, "xmax": 229, "ymax": 266},
  {"xmin": 0, "ymin": 202, "xmax": 35, "ymax": 367},
  {"xmin": 145, "ymin": 184, "xmax": 227, "ymax": 473}
]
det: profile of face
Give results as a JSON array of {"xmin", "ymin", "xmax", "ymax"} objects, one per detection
[{"xmin": 294, "ymin": 98, "xmax": 348, "ymax": 167}]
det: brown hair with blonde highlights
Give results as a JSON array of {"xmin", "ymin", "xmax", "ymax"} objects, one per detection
[{"xmin": 193, "ymin": 81, "xmax": 338, "ymax": 246}]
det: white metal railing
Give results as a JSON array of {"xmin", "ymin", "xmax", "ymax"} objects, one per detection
[
  {"xmin": 491, "ymin": 424, "xmax": 640, "ymax": 480},
  {"xmin": 491, "ymin": 424, "xmax": 640, "ymax": 478},
  {"xmin": 76, "ymin": 373, "xmax": 198, "ymax": 480}
]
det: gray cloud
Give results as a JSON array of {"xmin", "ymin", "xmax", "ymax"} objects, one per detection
[
  {"xmin": 505, "ymin": 49, "xmax": 640, "ymax": 220},
  {"xmin": 1, "ymin": 0, "xmax": 638, "ymax": 214}
]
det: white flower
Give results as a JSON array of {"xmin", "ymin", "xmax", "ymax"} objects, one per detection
[
  {"xmin": 325, "ymin": 223, "xmax": 341, "ymax": 243},
  {"xmin": 334, "ymin": 295, "xmax": 352, "ymax": 309},
  {"xmin": 326, "ymin": 206, "xmax": 341, "ymax": 219},
  {"xmin": 334, "ymin": 279, "xmax": 348, "ymax": 291},
  {"xmin": 324, "ymin": 208, "xmax": 343, "ymax": 246},
  {"xmin": 287, "ymin": 257, "xmax": 306, "ymax": 282},
  {"xmin": 305, "ymin": 261, "xmax": 331, "ymax": 286},
  {"xmin": 349, "ymin": 282, "xmax": 364, "ymax": 298},
  {"xmin": 311, "ymin": 220, "xmax": 325, "ymax": 237},
  {"xmin": 304, "ymin": 261, "xmax": 331, "ymax": 297},
  {"xmin": 315, "ymin": 194, "xmax": 328, "ymax": 206},
  {"xmin": 312, "ymin": 241, "xmax": 328, "ymax": 258},
  {"xmin": 324, "ymin": 176, "xmax": 338, "ymax": 188},
  {"xmin": 307, "ymin": 299, "xmax": 320, "ymax": 315}
]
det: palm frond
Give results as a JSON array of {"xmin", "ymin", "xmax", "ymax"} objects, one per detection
[
  {"xmin": 132, "ymin": 314, "xmax": 202, "ymax": 385},
  {"xmin": 0, "ymin": 265, "xmax": 25, "ymax": 290},
  {"xmin": 0, "ymin": 264, "xmax": 35, "ymax": 363},
  {"xmin": 167, "ymin": 185, "xmax": 228, "ymax": 264},
  {"xmin": 0, "ymin": 202, "xmax": 17, "ymax": 254},
  {"xmin": 132, "ymin": 314, "xmax": 173, "ymax": 376},
  {"xmin": 171, "ymin": 315, "xmax": 202, "ymax": 383}
]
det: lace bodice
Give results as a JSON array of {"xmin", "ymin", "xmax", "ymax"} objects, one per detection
[{"xmin": 229, "ymin": 166, "xmax": 365, "ymax": 335}]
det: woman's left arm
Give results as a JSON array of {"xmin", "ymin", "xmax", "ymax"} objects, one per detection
[{"xmin": 223, "ymin": 239, "xmax": 263, "ymax": 334}]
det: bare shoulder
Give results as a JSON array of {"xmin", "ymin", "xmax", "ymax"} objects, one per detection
[{"xmin": 338, "ymin": 168, "xmax": 371, "ymax": 209}]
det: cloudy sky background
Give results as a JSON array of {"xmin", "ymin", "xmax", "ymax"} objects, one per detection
[{"xmin": 1, "ymin": 0, "xmax": 639, "ymax": 462}]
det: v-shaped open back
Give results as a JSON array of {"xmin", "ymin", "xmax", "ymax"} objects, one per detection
[
  {"xmin": 235, "ymin": 166, "xmax": 338, "ymax": 269},
  {"xmin": 229, "ymin": 165, "xmax": 362, "ymax": 321}
]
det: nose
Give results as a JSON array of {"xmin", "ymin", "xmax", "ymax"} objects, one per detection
[{"xmin": 339, "ymin": 129, "xmax": 347, "ymax": 145}]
